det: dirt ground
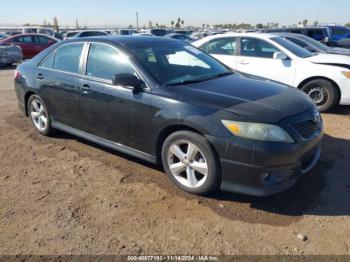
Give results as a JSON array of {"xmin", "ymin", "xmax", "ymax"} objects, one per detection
[{"xmin": 0, "ymin": 66, "xmax": 349, "ymax": 256}]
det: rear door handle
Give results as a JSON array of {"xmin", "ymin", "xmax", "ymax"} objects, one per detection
[
  {"xmin": 37, "ymin": 73, "xmax": 44, "ymax": 80},
  {"xmin": 80, "ymin": 84, "xmax": 92, "ymax": 94},
  {"xmin": 239, "ymin": 60, "xmax": 249, "ymax": 65}
]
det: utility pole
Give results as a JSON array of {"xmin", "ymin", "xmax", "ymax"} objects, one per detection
[{"xmin": 136, "ymin": 12, "xmax": 139, "ymax": 30}]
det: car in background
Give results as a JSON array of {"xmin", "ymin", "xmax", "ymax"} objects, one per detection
[
  {"xmin": 0, "ymin": 33, "xmax": 8, "ymax": 40},
  {"xmin": 14, "ymin": 36, "xmax": 322, "ymax": 196},
  {"xmin": 324, "ymin": 25, "xmax": 350, "ymax": 41},
  {"xmin": 164, "ymin": 33, "xmax": 194, "ymax": 42},
  {"xmin": 276, "ymin": 33, "xmax": 350, "ymax": 56},
  {"xmin": 116, "ymin": 29, "xmax": 138, "ymax": 35},
  {"xmin": 145, "ymin": 29, "xmax": 169, "ymax": 36},
  {"xmin": 189, "ymin": 32, "xmax": 208, "ymax": 40},
  {"xmin": 193, "ymin": 33, "xmax": 350, "ymax": 111},
  {"xmin": 6, "ymin": 31, "xmax": 21, "ymax": 36},
  {"xmin": 63, "ymin": 30, "xmax": 109, "ymax": 40},
  {"xmin": 265, "ymin": 27, "xmax": 336, "ymax": 46},
  {"xmin": 0, "ymin": 42, "xmax": 22, "ymax": 66},
  {"xmin": 1, "ymin": 34, "xmax": 58, "ymax": 59}
]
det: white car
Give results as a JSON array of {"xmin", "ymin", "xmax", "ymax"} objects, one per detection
[
  {"xmin": 193, "ymin": 33, "xmax": 350, "ymax": 111},
  {"xmin": 64, "ymin": 30, "xmax": 109, "ymax": 40}
]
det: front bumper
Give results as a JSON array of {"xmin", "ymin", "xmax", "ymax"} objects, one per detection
[
  {"xmin": 220, "ymin": 143, "xmax": 321, "ymax": 196},
  {"xmin": 208, "ymin": 108, "xmax": 323, "ymax": 197},
  {"xmin": 336, "ymin": 77, "xmax": 350, "ymax": 105}
]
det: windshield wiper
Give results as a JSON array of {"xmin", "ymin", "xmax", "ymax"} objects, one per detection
[
  {"xmin": 199, "ymin": 71, "xmax": 233, "ymax": 81},
  {"xmin": 165, "ymin": 71, "xmax": 233, "ymax": 87},
  {"xmin": 166, "ymin": 79, "xmax": 207, "ymax": 86}
]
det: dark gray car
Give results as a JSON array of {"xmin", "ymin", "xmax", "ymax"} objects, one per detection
[{"xmin": 276, "ymin": 33, "xmax": 350, "ymax": 56}]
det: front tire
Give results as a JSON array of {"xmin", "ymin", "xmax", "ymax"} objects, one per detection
[
  {"xmin": 27, "ymin": 94, "xmax": 53, "ymax": 136},
  {"xmin": 161, "ymin": 131, "xmax": 220, "ymax": 195},
  {"xmin": 301, "ymin": 79, "xmax": 339, "ymax": 112}
]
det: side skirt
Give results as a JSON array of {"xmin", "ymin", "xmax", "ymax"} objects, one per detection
[{"xmin": 52, "ymin": 121, "xmax": 157, "ymax": 164}]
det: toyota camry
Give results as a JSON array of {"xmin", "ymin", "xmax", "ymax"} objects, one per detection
[{"xmin": 14, "ymin": 36, "xmax": 323, "ymax": 196}]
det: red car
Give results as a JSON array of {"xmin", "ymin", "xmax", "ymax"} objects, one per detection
[{"xmin": 0, "ymin": 34, "xmax": 58, "ymax": 59}]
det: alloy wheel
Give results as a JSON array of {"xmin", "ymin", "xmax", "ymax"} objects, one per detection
[
  {"xmin": 166, "ymin": 140, "xmax": 208, "ymax": 188},
  {"xmin": 30, "ymin": 99, "xmax": 48, "ymax": 131}
]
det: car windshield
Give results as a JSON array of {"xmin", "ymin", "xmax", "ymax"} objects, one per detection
[
  {"xmin": 129, "ymin": 43, "xmax": 232, "ymax": 86},
  {"xmin": 271, "ymin": 37, "xmax": 315, "ymax": 58},
  {"xmin": 297, "ymin": 35, "xmax": 330, "ymax": 52},
  {"xmin": 66, "ymin": 32, "xmax": 79, "ymax": 37}
]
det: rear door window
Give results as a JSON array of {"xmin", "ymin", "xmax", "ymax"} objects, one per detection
[
  {"xmin": 34, "ymin": 36, "xmax": 52, "ymax": 44},
  {"xmin": 207, "ymin": 38, "xmax": 236, "ymax": 55},
  {"xmin": 240, "ymin": 38, "xmax": 279, "ymax": 58},
  {"xmin": 53, "ymin": 43, "xmax": 84, "ymax": 74}
]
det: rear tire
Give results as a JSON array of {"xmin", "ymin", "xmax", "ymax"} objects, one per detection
[
  {"xmin": 301, "ymin": 79, "xmax": 339, "ymax": 112},
  {"xmin": 27, "ymin": 94, "xmax": 53, "ymax": 136},
  {"xmin": 161, "ymin": 131, "xmax": 220, "ymax": 195}
]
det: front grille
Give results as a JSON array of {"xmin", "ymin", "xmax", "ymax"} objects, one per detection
[{"xmin": 292, "ymin": 120, "xmax": 322, "ymax": 139}]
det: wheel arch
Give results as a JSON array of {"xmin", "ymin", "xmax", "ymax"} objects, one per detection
[
  {"xmin": 155, "ymin": 124, "xmax": 221, "ymax": 168},
  {"xmin": 24, "ymin": 91, "xmax": 37, "ymax": 116},
  {"xmin": 297, "ymin": 76, "xmax": 341, "ymax": 100}
]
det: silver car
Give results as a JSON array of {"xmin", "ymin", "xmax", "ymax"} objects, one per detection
[{"xmin": 0, "ymin": 42, "xmax": 23, "ymax": 67}]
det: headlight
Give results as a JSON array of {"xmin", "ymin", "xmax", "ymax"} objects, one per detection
[
  {"xmin": 222, "ymin": 120, "xmax": 294, "ymax": 143},
  {"xmin": 342, "ymin": 71, "xmax": 350, "ymax": 79}
]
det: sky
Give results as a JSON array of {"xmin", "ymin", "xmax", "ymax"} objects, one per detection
[{"xmin": 1, "ymin": 0, "xmax": 349, "ymax": 27}]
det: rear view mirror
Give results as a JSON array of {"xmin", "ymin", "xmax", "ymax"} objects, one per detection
[
  {"xmin": 273, "ymin": 52, "xmax": 288, "ymax": 60},
  {"xmin": 112, "ymin": 73, "xmax": 145, "ymax": 90}
]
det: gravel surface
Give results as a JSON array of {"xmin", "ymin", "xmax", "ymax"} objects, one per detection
[{"xmin": 0, "ymin": 67, "xmax": 349, "ymax": 255}]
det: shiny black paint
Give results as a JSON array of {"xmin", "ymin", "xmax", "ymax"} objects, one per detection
[{"xmin": 14, "ymin": 36, "xmax": 322, "ymax": 196}]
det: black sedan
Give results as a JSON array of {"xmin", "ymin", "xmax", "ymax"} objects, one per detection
[{"xmin": 14, "ymin": 36, "xmax": 323, "ymax": 196}]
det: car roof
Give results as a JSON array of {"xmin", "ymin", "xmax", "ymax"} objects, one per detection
[
  {"xmin": 6, "ymin": 33, "xmax": 57, "ymax": 39},
  {"xmin": 203, "ymin": 32, "xmax": 277, "ymax": 41},
  {"xmin": 64, "ymin": 35, "xmax": 178, "ymax": 46}
]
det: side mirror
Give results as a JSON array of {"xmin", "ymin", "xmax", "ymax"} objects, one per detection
[
  {"xmin": 324, "ymin": 37, "xmax": 330, "ymax": 43},
  {"xmin": 112, "ymin": 73, "xmax": 145, "ymax": 90},
  {"xmin": 273, "ymin": 52, "xmax": 288, "ymax": 60}
]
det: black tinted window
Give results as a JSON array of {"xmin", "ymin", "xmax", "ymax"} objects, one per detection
[
  {"xmin": 34, "ymin": 36, "xmax": 51, "ymax": 44},
  {"xmin": 13, "ymin": 36, "xmax": 33, "ymax": 43},
  {"xmin": 86, "ymin": 43, "xmax": 135, "ymax": 80},
  {"xmin": 40, "ymin": 52, "xmax": 55, "ymax": 69},
  {"xmin": 241, "ymin": 38, "xmax": 279, "ymax": 58},
  {"xmin": 207, "ymin": 38, "xmax": 236, "ymax": 55},
  {"xmin": 80, "ymin": 31, "xmax": 107, "ymax": 37},
  {"xmin": 286, "ymin": 37, "xmax": 308, "ymax": 48},
  {"xmin": 307, "ymin": 30, "xmax": 325, "ymax": 41},
  {"xmin": 53, "ymin": 44, "xmax": 84, "ymax": 74}
]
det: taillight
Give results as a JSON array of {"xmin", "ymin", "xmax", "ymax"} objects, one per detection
[{"xmin": 14, "ymin": 70, "xmax": 20, "ymax": 80}]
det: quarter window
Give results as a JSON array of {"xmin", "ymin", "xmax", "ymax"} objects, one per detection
[
  {"xmin": 207, "ymin": 38, "xmax": 236, "ymax": 55},
  {"xmin": 240, "ymin": 38, "xmax": 279, "ymax": 58},
  {"xmin": 40, "ymin": 52, "xmax": 55, "ymax": 69},
  {"xmin": 86, "ymin": 43, "xmax": 135, "ymax": 80},
  {"xmin": 53, "ymin": 43, "xmax": 84, "ymax": 74}
]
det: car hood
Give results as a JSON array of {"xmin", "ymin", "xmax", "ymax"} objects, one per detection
[
  {"xmin": 329, "ymin": 47, "xmax": 350, "ymax": 56},
  {"xmin": 307, "ymin": 53, "xmax": 350, "ymax": 66},
  {"xmin": 176, "ymin": 73, "xmax": 314, "ymax": 123}
]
